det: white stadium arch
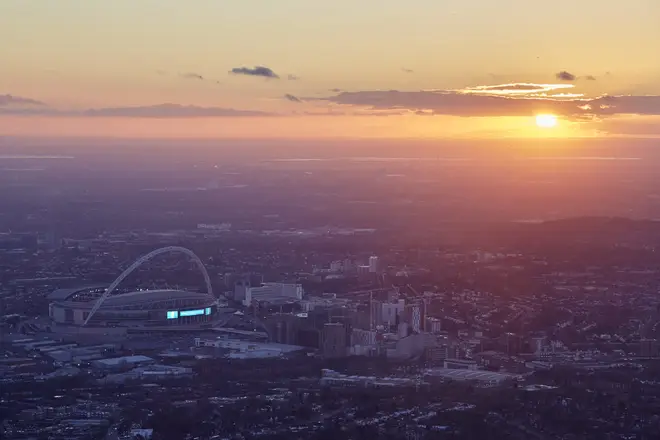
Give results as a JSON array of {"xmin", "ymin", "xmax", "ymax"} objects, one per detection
[{"xmin": 83, "ymin": 246, "xmax": 213, "ymax": 326}]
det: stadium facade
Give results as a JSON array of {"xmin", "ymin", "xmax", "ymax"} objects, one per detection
[
  {"xmin": 49, "ymin": 286, "xmax": 218, "ymax": 327},
  {"xmin": 47, "ymin": 246, "xmax": 221, "ymax": 335}
]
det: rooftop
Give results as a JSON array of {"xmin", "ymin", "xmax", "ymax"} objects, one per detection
[
  {"xmin": 196, "ymin": 337, "xmax": 304, "ymax": 353},
  {"xmin": 425, "ymin": 368, "xmax": 520, "ymax": 382},
  {"xmin": 55, "ymin": 289, "xmax": 214, "ymax": 308},
  {"xmin": 48, "ymin": 285, "xmax": 108, "ymax": 300},
  {"xmin": 93, "ymin": 355, "xmax": 154, "ymax": 367}
]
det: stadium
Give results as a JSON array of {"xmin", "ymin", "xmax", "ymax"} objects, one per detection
[{"xmin": 48, "ymin": 246, "xmax": 221, "ymax": 334}]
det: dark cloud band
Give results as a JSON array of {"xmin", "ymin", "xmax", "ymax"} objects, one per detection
[
  {"xmin": 0, "ymin": 94, "xmax": 46, "ymax": 107},
  {"xmin": 0, "ymin": 103, "xmax": 274, "ymax": 118},
  {"xmin": 229, "ymin": 66, "xmax": 279, "ymax": 79},
  {"xmin": 319, "ymin": 89, "xmax": 660, "ymax": 119},
  {"xmin": 556, "ymin": 71, "xmax": 577, "ymax": 81}
]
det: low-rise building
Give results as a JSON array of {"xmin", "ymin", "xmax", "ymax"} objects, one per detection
[
  {"xmin": 443, "ymin": 359, "xmax": 478, "ymax": 370},
  {"xmin": 194, "ymin": 337, "xmax": 304, "ymax": 359},
  {"xmin": 242, "ymin": 282, "xmax": 304, "ymax": 306},
  {"xmin": 91, "ymin": 355, "xmax": 154, "ymax": 370},
  {"xmin": 320, "ymin": 369, "xmax": 420, "ymax": 388},
  {"xmin": 425, "ymin": 368, "xmax": 520, "ymax": 386}
]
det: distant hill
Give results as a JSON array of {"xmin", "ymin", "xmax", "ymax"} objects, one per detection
[
  {"xmin": 538, "ymin": 216, "xmax": 660, "ymax": 230},
  {"xmin": 432, "ymin": 217, "xmax": 660, "ymax": 249},
  {"xmin": 513, "ymin": 216, "xmax": 660, "ymax": 248}
]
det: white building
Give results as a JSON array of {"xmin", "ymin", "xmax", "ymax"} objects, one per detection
[
  {"xmin": 369, "ymin": 256, "xmax": 379, "ymax": 273},
  {"xmin": 357, "ymin": 265, "xmax": 371, "ymax": 274},
  {"xmin": 381, "ymin": 300, "xmax": 405, "ymax": 326},
  {"xmin": 242, "ymin": 282, "xmax": 304, "ymax": 306},
  {"xmin": 426, "ymin": 317, "xmax": 442, "ymax": 333}
]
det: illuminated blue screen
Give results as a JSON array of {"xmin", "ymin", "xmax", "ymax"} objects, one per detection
[
  {"xmin": 166, "ymin": 311, "xmax": 178, "ymax": 319},
  {"xmin": 205, "ymin": 307, "xmax": 211, "ymax": 315},
  {"xmin": 179, "ymin": 309, "xmax": 205, "ymax": 317}
]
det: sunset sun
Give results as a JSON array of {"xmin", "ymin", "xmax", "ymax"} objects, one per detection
[{"xmin": 536, "ymin": 114, "xmax": 558, "ymax": 128}]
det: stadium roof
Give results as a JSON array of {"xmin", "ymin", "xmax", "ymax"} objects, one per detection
[
  {"xmin": 54, "ymin": 289, "xmax": 214, "ymax": 308},
  {"xmin": 48, "ymin": 285, "xmax": 108, "ymax": 300}
]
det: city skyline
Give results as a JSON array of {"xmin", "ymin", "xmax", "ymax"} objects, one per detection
[{"xmin": 5, "ymin": 4, "xmax": 660, "ymax": 438}]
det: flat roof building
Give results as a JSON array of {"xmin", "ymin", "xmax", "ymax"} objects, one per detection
[
  {"xmin": 425, "ymin": 368, "xmax": 521, "ymax": 386},
  {"xmin": 194, "ymin": 337, "xmax": 304, "ymax": 359},
  {"xmin": 242, "ymin": 282, "xmax": 304, "ymax": 306},
  {"xmin": 92, "ymin": 355, "xmax": 154, "ymax": 370}
]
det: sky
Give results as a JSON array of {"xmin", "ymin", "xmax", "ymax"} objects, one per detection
[{"xmin": 1, "ymin": 0, "xmax": 659, "ymax": 139}]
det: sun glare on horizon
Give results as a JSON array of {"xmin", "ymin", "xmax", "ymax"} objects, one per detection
[{"xmin": 536, "ymin": 114, "xmax": 558, "ymax": 128}]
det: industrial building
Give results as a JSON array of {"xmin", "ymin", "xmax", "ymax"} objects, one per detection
[
  {"xmin": 194, "ymin": 337, "xmax": 304, "ymax": 359},
  {"xmin": 424, "ymin": 368, "xmax": 521, "ymax": 386},
  {"xmin": 320, "ymin": 369, "xmax": 421, "ymax": 388},
  {"xmin": 91, "ymin": 355, "xmax": 155, "ymax": 370},
  {"xmin": 100, "ymin": 365, "xmax": 193, "ymax": 383}
]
